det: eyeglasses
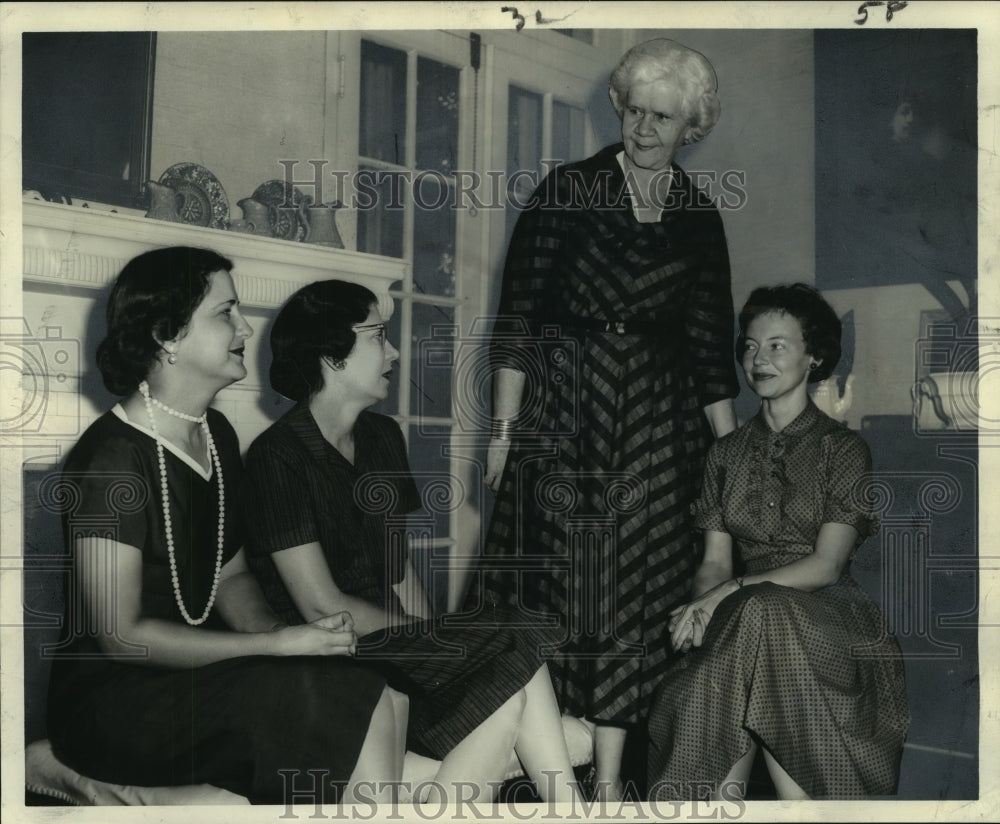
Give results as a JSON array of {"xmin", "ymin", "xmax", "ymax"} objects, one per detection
[{"xmin": 352, "ymin": 322, "xmax": 387, "ymax": 346}]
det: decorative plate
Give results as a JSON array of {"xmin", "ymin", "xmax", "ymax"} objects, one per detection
[
  {"xmin": 158, "ymin": 163, "xmax": 230, "ymax": 229},
  {"xmin": 251, "ymin": 179, "xmax": 307, "ymax": 242}
]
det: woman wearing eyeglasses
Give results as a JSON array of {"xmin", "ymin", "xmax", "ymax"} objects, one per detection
[
  {"xmin": 242, "ymin": 279, "xmax": 583, "ymax": 805},
  {"xmin": 45, "ymin": 248, "xmax": 407, "ymax": 806}
]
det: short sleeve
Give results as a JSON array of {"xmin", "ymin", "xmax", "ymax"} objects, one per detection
[
  {"xmin": 691, "ymin": 439, "xmax": 728, "ymax": 533},
  {"xmin": 61, "ymin": 428, "xmax": 151, "ymax": 552},
  {"xmin": 823, "ymin": 432, "xmax": 880, "ymax": 540},
  {"xmin": 242, "ymin": 442, "xmax": 319, "ymax": 558}
]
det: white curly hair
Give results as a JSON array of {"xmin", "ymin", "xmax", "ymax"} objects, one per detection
[{"xmin": 609, "ymin": 38, "xmax": 721, "ymax": 145}]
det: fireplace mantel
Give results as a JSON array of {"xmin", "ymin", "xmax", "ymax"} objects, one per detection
[
  {"xmin": 14, "ymin": 198, "xmax": 409, "ymax": 462},
  {"xmin": 22, "ymin": 199, "xmax": 407, "ymax": 316}
]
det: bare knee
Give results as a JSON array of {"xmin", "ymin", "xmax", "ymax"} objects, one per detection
[
  {"xmin": 386, "ymin": 686, "xmax": 409, "ymax": 724},
  {"xmin": 497, "ymin": 688, "xmax": 527, "ymax": 727},
  {"xmin": 368, "ymin": 686, "xmax": 399, "ymax": 735},
  {"xmin": 352, "ymin": 687, "xmax": 401, "ymax": 774}
]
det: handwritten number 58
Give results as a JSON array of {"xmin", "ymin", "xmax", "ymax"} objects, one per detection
[{"xmin": 856, "ymin": 1, "xmax": 908, "ymax": 25}]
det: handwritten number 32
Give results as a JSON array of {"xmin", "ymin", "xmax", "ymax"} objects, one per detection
[{"xmin": 501, "ymin": 6, "xmax": 526, "ymax": 32}]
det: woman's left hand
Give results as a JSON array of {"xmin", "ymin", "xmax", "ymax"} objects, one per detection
[{"xmin": 668, "ymin": 580, "xmax": 737, "ymax": 653}]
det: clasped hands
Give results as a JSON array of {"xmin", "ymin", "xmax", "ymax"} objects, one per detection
[
  {"xmin": 275, "ymin": 610, "xmax": 358, "ymax": 657},
  {"xmin": 668, "ymin": 580, "xmax": 739, "ymax": 654}
]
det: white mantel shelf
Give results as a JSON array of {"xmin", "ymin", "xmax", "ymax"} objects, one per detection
[{"xmin": 22, "ymin": 199, "xmax": 408, "ymax": 315}]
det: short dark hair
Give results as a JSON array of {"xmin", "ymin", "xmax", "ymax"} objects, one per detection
[
  {"xmin": 737, "ymin": 283, "xmax": 842, "ymax": 383},
  {"xmin": 269, "ymin": 279, "xmax": 377, "ymax": 402},
  {"xmin": 96, "ymin": 246, "xmax": 233, "ymax": 396}
]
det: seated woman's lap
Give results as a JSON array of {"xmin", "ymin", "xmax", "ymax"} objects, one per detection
[
  {"xmin": 49, "ymin": 656, "xmax": 386, "ymax": 801},
  {"xmin": 353, "ymin": 611, "xmax": 558, "ymax": 758}
]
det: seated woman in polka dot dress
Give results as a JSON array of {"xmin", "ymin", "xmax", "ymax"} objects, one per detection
[{"xmin": 646, "ymin": 283, "xmax": 909, "ymax": 800}]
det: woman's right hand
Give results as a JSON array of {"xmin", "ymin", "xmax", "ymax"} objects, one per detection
[
  {"xmin": 484, "ymin": 437, "xmax": 511, "ymax": 494},
  {"xmin": 272, "ymin": 611, "xmax": 357, "ymax": 657}
]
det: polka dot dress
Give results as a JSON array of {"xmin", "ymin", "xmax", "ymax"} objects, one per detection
[{"xmin": 646, "ymin": 402, "xmax": 909, "ymax": 799}]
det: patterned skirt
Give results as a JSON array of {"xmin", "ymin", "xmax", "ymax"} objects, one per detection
[
  {"xmin": 478, "ymin": 363, "xmax": 711, "ymax": 726},
  {"xmin": 356, "ymin": 610, "xmax": 556, "ymax": 758},
  {"xmin": 646, "ymin": 580, "xmax": 910, "ymax": 799}
]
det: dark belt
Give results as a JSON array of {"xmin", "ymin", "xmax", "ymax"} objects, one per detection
[{"xmin": 557, "ymin": 316, "xmax": 672, "ymax": 338}]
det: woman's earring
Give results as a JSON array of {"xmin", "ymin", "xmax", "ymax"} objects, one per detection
[
  {"xmin": 809, "ymin": 362, "xmax": 818, "ymax": 371},
  {"xmin": 167, "ymin": 352, "xmax": 178, "ymax": 365},
  {"xmin": 325, "ymin": 356, "xmax": 345, "ymax": 371}
]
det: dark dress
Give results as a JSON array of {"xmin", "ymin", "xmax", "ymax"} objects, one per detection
[
  {"xmin": 477, "ymin": 143, "xmax": 741, "ymax": 725},
  {"xmin": 243, "ymin": 405, "xmax": 553, "ymax": 760},
  {"xmin": 46, "ymin": 407, "xmax": 387, "ymax": 805},
  {"xmin": 646, "ymin": 403, "xmax": 909, "ymax": 800}
]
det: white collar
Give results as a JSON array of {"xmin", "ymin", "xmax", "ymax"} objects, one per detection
[
  {"xmin": 112, "ymin": 403, "xmax": 213, "ymax": 481},
  {"xmin": 616, "ymin": 150, "xmax": 672, "ymax": 223}
]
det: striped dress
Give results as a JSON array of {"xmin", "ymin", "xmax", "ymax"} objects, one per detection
[
  {"xmin": 476, "ymin": 143, "xmax": 740, "ymax": 726},
  {"xmin": 244, "ymin": 405, "xmax": 555, "ymax": 759}
]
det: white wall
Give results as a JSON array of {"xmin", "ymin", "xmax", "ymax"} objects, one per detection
[
  {"xmin": 151, "ymin": 32, "xmax": 330, "ymax": 219},
  {"xmin": 626, "ymin": 30, "xmax": 816, "ymax": 310}
]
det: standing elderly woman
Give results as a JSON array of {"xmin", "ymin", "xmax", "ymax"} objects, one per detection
[
  {"xmin": 478, "ymin": 38, "xmax": 740, "ymax": 797},
  {"xmin": 646, "ymin": 284, "xmax": 909, "ymax": 800}
]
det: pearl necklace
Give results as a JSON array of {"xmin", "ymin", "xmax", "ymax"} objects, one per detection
[
  {"xmin": 139, "ymin": 380, "xmax": 224, "ymax": 626},
  {"xmin": 149, "ymin": 393, "xmax": 204, "ymax": 423}
]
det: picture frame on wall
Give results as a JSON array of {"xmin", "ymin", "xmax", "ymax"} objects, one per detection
[
  {"xmin": 22, "ymin": 31, "xmax": 157, "ymax": 208},
  {"xmin": 815, "ymin": 28, "xmax": 977, "ymax": 326}
]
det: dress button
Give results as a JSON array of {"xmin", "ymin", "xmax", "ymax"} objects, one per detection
[{"xmin": 768, "ymin": 501, "xmax": 776, "ymax": 508}]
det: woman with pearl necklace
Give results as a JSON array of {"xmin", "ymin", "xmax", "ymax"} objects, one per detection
[{"xmin": 45, "ymin": 246, "xmax": 408, "ymax": 806}]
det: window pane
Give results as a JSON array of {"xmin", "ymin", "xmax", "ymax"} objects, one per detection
[
  {"xmin": 552, "ymin": 100, "xmax": 585, "ymax": 166},
  {"xmin": 507, "ymin": 86, "xmax": 543, "ymax": 180},
  {"xmin": 416, "ymin": 56, "xmax": 460, "ymax": 174},
  {"xmin": 413, "ymin": 176, "xmax": 457, "ymax": 298},
  {"xmin": 355, "ymin": 166, "xmax": 405, "ymax": 258},
  {"xmin": 22, "ymin": 32, "xmax": 155, "ymax": 207},
  {"xmin": 360, "ymin": 40, "xmax": 406, "ymax": 164},
  {"xmin": 410, "ymin": 302, "xmax": 455, "ymax": 418},
  {"xmin": 554, "ymin": 29, "xmax": 594, "ymax": 45},
  {"xmin": 506, "ymin": 85, "xmax": 543, "ymax": 240}
]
